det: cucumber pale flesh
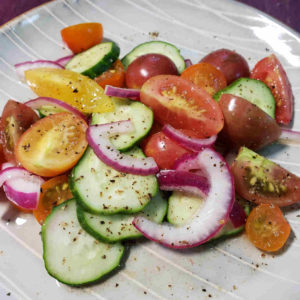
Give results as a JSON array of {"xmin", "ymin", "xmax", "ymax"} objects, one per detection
[
  {"xmin": 91, "ymin": 98, "xmax": 153, "ymax": 151},
  {"xmin": 42, "ymin": 199, "xmax": 124, "ymax": 286},
  {"xmin": 70, "ymin": 147, "xmax": 158, "ymax": 215},
  {"xmin": 77, "ymin": 191, "xmax": 168, "ymax": 243}
]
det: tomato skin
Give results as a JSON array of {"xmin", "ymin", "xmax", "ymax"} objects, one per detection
[
  {"xmin": 232, "ymin": 152, "xmax": 300, "ymax": 207},
  {"xmin": 94, "ymin": 59, "xmax": 125, "ymax": 89},
  {"xmin": 246, "ymin": 204, "xmax": 290, "ymax": 252},
  {"xmin": 181, "ymin": 62, "xmax": 227, "ymax": 95},
  {"xmin": 140, "ymin": 75, "xmax": 224, "ymax": 137},
  {"xmin": 15, "ymin": 112, "xmax": 88, "ymax": 177},
  {"xmin": 0, "ymin": 100, "xmax": 39, "ymax": 163},
  {"xmin": 219, "ymin": 94, "xmax": 281, "ymax": 150},
  {"xmin": 34, "ymin": 175, "xmax": 72, "ymax": 225},
  {"xmin": 250, "ymin": 54, "xmax": 293, "ymax": 125},
  {"xmin": 143, "ymin": 132, "xmax": 192, "ymax": 169},
  {"xmin": 201, "ymin": 49, "xmax": 250, "ymax": 84},
  {"xmin": 61, "ymin": 23, "xmax": 103, "ymax": 54},
  {"xmin": 125, "ymin": 54, "xmax": 178, "ymax": 89}
]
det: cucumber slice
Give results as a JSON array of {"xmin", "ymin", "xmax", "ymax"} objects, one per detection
[
  {"xmin": 122, "ymin": 41, "xmax": 185, "ymax": 73},
  {"xmin": 70, "ymin": 147, "xmax": 158, "ymax": 215},
  {"xmin": 66, "ymin": 42, "xmax": 120, "ymax": 78},
  {"xmin": 91, "ymin": 98, "xmax": 153, "ymax": 151},
  {"xmin": 167, "ymin": 192, "xmax": 203, "ymax": 225},
  {"xmin": 213, "ymin": 78, "xmax": 275, "ymax": 118},
  {"xmin": 167, "ymin": 192, "xmax": 249, "ymax": 240},
  {"xmin": 77, "ymin": 191, "xmax": 168, "ymax": 243},
  {"xmin": 42, "ymin": 199, "xmax": 124, "ymax": 286}
]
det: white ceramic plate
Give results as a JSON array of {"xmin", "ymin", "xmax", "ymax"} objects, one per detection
[{"xmin": 0, "ymin": 0, "xmax": 300, "ymax": 299}]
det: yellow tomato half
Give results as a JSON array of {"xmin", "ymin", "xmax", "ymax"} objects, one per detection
[
  {"xmin": 15, "ymin": 112, "xmax": 88, "ymax": 177},
  {"xmin": 25, "ymin": 68, "xmax": 114, "ymax": 114}
]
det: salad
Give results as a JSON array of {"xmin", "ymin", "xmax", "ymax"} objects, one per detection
[{"xmin": 0, "ymin": 22, "xmax": 297, "ymax": 286}]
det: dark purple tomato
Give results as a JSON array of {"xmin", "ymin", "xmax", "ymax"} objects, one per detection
[
  {"xmin": 219, "ymin": 94, "xmax": 281, "ymax": 150},
  {"xmin": 125, "ymin": 54, "xmax": 178, "ymax": 89},
  {"xmin": 201, "ymin": 49, "xmax": 250, "ymax": 84}
]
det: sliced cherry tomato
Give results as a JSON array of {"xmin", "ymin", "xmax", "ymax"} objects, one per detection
[
  {"xmin": 0, "ymin": 141, "xmax": 6, "ymax": 166},
  {"xmin": 250, "ymin": 54, "xmax": 293, "ymax": 125},
  {"xmin": 61, "ymin": 23, "xmax": 103, "ymax": 54},
  {"xmin": 201, "ymin": 49, "xmax": 250, "ymax": 84},
  {"xmin": 25, "ymin": 68, "xmax": 113, "ymax": 114},
  {"xmin": 140, "ymin": 121, "xmax": 163, "ymax": 150},
  {"xmin": 232, "ymin": 147, "xmax": 300, "ymax": 207},
  {"xmin": 15, "ymin": 112, "xmax": 88, "ymax": 177},
  {"xmin": 95, "ymin": 59, "xmax": 125, "ymax": 89},
  {"xmin": 219, "ymin": 94, "xmax": 281, "ymax": 150},
  {"xmin": 34, "ymin": 175, "xmax": 73, "ymax": 225},
  {"xmin": 246, "ymin": 203, "xmax": 290, "ymax": 252},
  {"xmin": 0, "ymin": 100, "xmax": 39, "ymax": 163},
  {"xmin": 140, "ymin": 75, "xmax": 224, "ymax": 137},
  {"xmin": 181, "ymin": 62, "xmax": 227, "ymax": 95},
  {"xmin": 143, "ymin": 131, "xmax": 192, "ymax": 169},
  {"xmin": 125, "ymin": 54, "xmax": 178, "ymax": 89}
]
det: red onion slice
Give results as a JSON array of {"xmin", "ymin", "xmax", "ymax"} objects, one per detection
[
  {"xmin": 15, "ymin": 60, "xmax": 63, "ymax": 82},
  {"xmin": 0, "ymin": 167, "xmax": 44, "ymax": 210},
  {"xmin": 1, "ymin": 162, "xmax": 15, "ymax": 170},
  {"xmin": 229, "ymin": 201, "xmax": 247, "ymax": 228},
  {"xmin": 25, "ymin": 97, "xmax": 86, "ymax": 120},
  {"xmin": 55, "ymin": 55, "xmax": 74, "ymax": 67},
  {"xmin": 278, "ymin": 128, "xmax": 300, "ymax": 145},
  {"xmin": 157, "ymin": 170, "xmax": 209, "ymax": 198},
  {"xmin": 87, "ymin": 120, "xmax": 159, "ymax": 175},
  {"xmin": 184, "ymin": 59, "xmax": 193, "ymax": 68},
  {"xmin": 162, "ymin": 124, "xmax": 217, "ymax": 151},
  {"xmin": 104, "ymin": 85, "xmax": 140, "ymax": 101},
  {"xmin": 133, "ymin": 148, "xmax": 234, "ymax": 249}
]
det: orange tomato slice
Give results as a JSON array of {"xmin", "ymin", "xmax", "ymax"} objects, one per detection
[
  {"xmin": 15, "ymin": 112, "xmax": 88, "ymax": 177},
  {"xmin": 34, "ymin": 175, "xmax": 72, "ymax": 225},
  {"xmin": 181, "ymin": 63, "xmax": 227, "ymax": 95},
  {"xmin": 245, "ymin": 203, "xmax": 290, "ymax": 252},
  {"xmin": 61, "ymin": 23, "xmax": 103, "ymax": 54},
  {"xmin": 25, "ymin": 68, "xmax": 114, "ymax": 114},
  {"xmin": 95, "ymin": 59, "xmax": 125, "ymax": 89}
]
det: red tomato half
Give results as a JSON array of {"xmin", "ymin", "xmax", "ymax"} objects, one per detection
[
  {"xmin": 232, "ymin": 147, "xmax": 300, "ymax": 207},
  {"xmin": 143, "ymin": 132, "xmax": 192, "ymax": 169},
  {"xmin": 219, "ymin": 94, "xmax": 281, "ymax": 150},
  {"xmin": 140, "ymin": 75, "xmax": 224, "ymax": 138},
  {"xmin": 251, "ymin": 54, "xmax": 293, "ymax": 125},
  {"xmin": 0, "ymin": 100, "xmax": 39, "ymax": 162}
]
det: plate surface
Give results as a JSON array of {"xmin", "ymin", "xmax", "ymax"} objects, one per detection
[{"xmin": 0, "ymin": 0, "xmax": 300, "ymax": 299}]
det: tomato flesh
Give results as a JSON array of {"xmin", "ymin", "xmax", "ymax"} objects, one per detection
[
  {"xmin": 201, "ymin": 49, "xmax": 249, "ymax": 84},
  {"xmin": 15, "ymin": 112, "xmax": 88, "ymax": 177},
  {"xmin": 61, "ymin": 23, "xmax": 103, "ymax": 54},
  {"xmin": 25, "ymin": 68, "xmax": 113, "ymax": 114},
  {"xmin": 181, "ymin": 62, "xmax": 227, "ymax": 95},
  {"xmin": 95, "ymin": 59, "xmax": 125, "ymax": 89},
  {"xmin": 0, "ymin": 100, "xmax": 39, "ymax": 162},
  {"xmin": 143, "ymin": 131, "xmax": 192, "ymax": 169},
  {"xmin": 246, "ymin": 203, "xmax": 290, "ymax": 252},
  {"xmin": 140, "ymin": 75, "xmax": 224, "ymax": 137},
  {"xmin": 219, "ymin": 94, "xmax": 281, "ymax": 150},
  {"xmin": 232, "ymin": 147, "xmax": 300, "ymax": 207},
  {"xmin": 34, "ymin": 175, "xmax": 72, "ymax": 225},
  {"xmin": 251, "ymin": 54, "xmax": 293, "ymax": 125},
  {"xmin": 126, "ymin": 54, "xmax": 178, "ymax": 89}
]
